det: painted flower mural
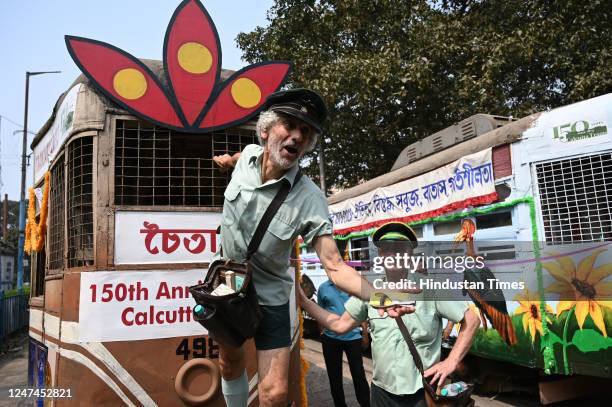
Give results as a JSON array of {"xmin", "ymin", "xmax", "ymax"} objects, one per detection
[
  {"xmin": 513, "ymin": 288, "xmax": 553, "ymax": 342},
  {"xmin": 544, "ymin": 247, "xmax": 612, "ymax": 337},
  {"xmin": 65, "ymin": 0, "xmax": 291, "ymax": 133}
]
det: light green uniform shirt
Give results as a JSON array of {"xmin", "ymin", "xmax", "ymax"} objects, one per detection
[
  {"xmin": 218, "ymin": 144, "xmax": 332, "ymax": 306},
  {"xmin": 345, "ymin": 294, "xmax": 468, "ymax": 396}
]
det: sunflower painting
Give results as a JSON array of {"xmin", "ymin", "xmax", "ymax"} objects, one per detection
[
  {"xmin": 544, "ymin": 247, "xmax": 612, "ymax": 337},
  {"xmin": 541, "ymin": 245, "xmax": 612, "ymax": 375},
  {"xmin": 514, "ymin": 289, "xmax": 553, "ymax": 342}
]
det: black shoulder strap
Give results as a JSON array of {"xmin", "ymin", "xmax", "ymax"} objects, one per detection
[
  {"xmin": 395, "ymin": 318, "xmax": 425, "ymax": 375},
  {"xmin": 395, "ymin": 317, "xmax": 437, "ymax": 395},
  {"xmin": 246, "ymin": 171, "xmax": 302, "ymax": 260}
]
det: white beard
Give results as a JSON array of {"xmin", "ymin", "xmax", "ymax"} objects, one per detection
[{"xmin": 267, "ymin": 136, "xmax": 298, "ymax": 170}]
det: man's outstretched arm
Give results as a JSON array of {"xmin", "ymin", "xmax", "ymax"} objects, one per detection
[
  {"xmin": 313, "ymin": 234, "xmax": 373, "ymax": 301},
  {"xmin": 298, "ymin": 287, "xmax": 360, "ymax": 334},
  {"xmin": 313, "ymin": 234, "xmax": 415, "ymax": 317}
]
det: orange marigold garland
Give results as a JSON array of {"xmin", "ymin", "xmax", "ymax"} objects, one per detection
[
  {"xmin": 295, "ymin": 241, "xmax": 309, "ymax": 407},
  {"xmin": 24, "ymin": 171, "xmax": 50, "ymax": 254}
]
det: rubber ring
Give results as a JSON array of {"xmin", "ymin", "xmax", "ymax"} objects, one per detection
[{"xmin": 174, "ymin": 358, "xmax": 220, "ymax": 405}]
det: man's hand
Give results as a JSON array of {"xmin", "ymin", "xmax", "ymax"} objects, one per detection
[
  {"xmin": 213, "ymin": 152, "xmax": 240, "ymax": 170},
  {"xmin": 424, "ymin": 358, "xmax": 458, "ymax": 388},
  {"xmin": 376, "ymin": 305, "xmax": 416, "ymax": 318}
]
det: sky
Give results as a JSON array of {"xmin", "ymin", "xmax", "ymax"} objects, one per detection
[{"xmin": 0, "ymin": 0, "xmax": 274, "ymax": 200}]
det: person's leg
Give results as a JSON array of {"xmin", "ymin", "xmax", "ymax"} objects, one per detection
[
  {"xmin": 218, "ymin": 343, "xmax": 248, "ymax": 407},
  {"xmin": 254, "ymin": 302, "xmax": 293, "ymax": 406},
  {"xmin": 343, "ymin": 339, "xmax": 370, "ymax": 407},
  {"xmin": 257, "ymin": 347, "xmax": 290, "ymax": 407},
  {"xmin": 321, "ymin": 335, "xmax": 348, "ymax": 407}
]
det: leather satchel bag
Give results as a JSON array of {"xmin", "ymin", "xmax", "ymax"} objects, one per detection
[
  {"xmin": 189, "ymin": 173, "xmax": 301, "ymax": 348},
  {"xmin": 395, "ymin": 318, "xmax": 475, "ymax": 407}
]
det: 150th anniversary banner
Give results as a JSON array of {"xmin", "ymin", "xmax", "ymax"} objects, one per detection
[
  {"xmin": 328, "ymin": 148, "xmax": 497, "ymax": 234},
  {"xmin": 79, "ymin": 270, "xmax": 207, "ymax": 342}
]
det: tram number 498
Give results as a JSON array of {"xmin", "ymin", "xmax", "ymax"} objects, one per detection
[{"xmin": 176, "ymin": 337, "xmax": 219, "ymax": 360}]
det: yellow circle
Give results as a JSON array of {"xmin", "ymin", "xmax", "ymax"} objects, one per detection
[
  {"xmin": 113, "ymin": 68, "xmax": 147, "ymax": 100},
  {"xmin": 231, "ymin": 78, "xmax": 261, "ymax": 109},
  {"xmin": 178, "ymin": 42, "xmax": 213, "ymax": 74}
]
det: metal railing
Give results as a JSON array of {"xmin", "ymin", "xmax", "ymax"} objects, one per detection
[{"xmin": 0, "ymin": 290, "xmax": 29, "ymax": 345}]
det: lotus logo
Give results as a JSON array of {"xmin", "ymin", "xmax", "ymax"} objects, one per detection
[{"xmin": 65, "ymin": 0, "xmax": 291, "ymax": 133}]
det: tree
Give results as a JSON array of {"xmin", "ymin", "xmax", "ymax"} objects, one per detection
[{"xmin": 237, "ymin": 0, "xmax": 612, "ymax": 189}]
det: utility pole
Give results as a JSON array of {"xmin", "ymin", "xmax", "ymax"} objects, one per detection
[
  {"xmin": 0, "ymin": 116, "xmax": 3, "ymax": 197},
  {"xmin": 318, "ymin": 141, "xmax": 327, "ymax": 195},
  {"xmin": 2, "ymin": 194, "xmax": 7, "ymax": 240},
  {"xmin": 17, "ymin": 70, "xmax": 61, "ymax": 291}
]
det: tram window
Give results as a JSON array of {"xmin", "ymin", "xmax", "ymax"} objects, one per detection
[
  {"xmin": 48, "ymin": 158, "xmax": 65, "ymax": 271},
  {"xmin": 349, "ymin": 237, "xmax": 370, "ymax": 271},
  {"xmin": 32, "ymin": 246, "xmax": 45, "ymax": 296},
  {"xmin": 67, "ymin": 137, "xmax": 94, "ymax": 267},
  {"xmin": 433, "ymin": 220, "xmax": 461, "ymax": 236},
  {"xmin": 474, "ymin": 211, "xmax": 512, "ymax": 229},
  {"xmin": 410, "ymin": 226, "xmax": 423, "ymax": 238},
  {"xmin": 114, "ymin": 120, "xmax": 257, "ymax": 207}
]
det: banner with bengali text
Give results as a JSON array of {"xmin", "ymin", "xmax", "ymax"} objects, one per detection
[
  {"xmin": 329, "ymin": 149, "xmax": 497, "ymax": 234},
  {"xmin": 115, "ymin": 211, "xmax": 221, "ymax": 264}
]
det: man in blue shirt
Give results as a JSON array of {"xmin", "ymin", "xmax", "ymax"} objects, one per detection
[{"xmin": 318, "ymin": 279, "xmax": 371, "ymax": 407}]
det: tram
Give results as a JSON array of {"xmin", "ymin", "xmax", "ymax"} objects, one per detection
[
  {"xmin": 302, "ymin": 94, "xmax": 612, "ymax": 398},
  {"xmin": 27, "ymin": 70, "xmax": 306, "ymax": 406}
]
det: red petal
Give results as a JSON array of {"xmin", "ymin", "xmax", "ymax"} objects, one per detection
[
  {"xmin": 198, "ymin": 62, "xmax": 292, "ymax": 131},
  {"xmin": 65, "ymin": 36, "xmax": 184, "ymax": 129},
  {"xmin": 164, "ymin": 0, "xmax": 220, "ymax": 126}
]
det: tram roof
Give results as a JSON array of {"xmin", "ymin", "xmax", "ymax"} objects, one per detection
[{"xmin": 327, "ymin": 112, "xmax": 541, "ymax": 205}]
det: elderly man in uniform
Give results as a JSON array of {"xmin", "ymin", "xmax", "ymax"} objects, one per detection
[
  {"xmin": 299, "ymin": 222, "xmax": 479, "ymax": 407},
  {"xmin": 213, "ymin": 90, "xmax": 412, "ymax": 407}
]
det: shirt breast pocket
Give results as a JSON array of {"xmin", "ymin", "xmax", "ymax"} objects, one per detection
[
  {"xmin": 408, "ymin": 311, "xmax": 438, "ymax": 343},
  {"xmin": 260, "ymin": 216, "xmax": 295, "ymax": 261},
  {"xmin": 222, "ymin": 184, "xmax": 241, "ymax": 226}
]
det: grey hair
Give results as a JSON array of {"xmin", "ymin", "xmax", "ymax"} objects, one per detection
[{"xmin": 255, "ymin": 110, "xmax": 319, "ymax": 152}]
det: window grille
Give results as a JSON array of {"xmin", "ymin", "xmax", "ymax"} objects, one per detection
[
  {"xmin": 114, "ymin": 120, "xmax": 257, "ymax": 207},
  {"xmin": 67, "ymin": 137, "xmax": 94, "ymax": 267},
  {"xmin": 536, "ymin": 152, "xmax": 612, "ymax": 244},
  {"xmin": 48, "ymin": 159, "xmax": 65, "ymax": 270}
]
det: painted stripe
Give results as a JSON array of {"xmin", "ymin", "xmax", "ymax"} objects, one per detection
[
  {"xmin": 247, "ymin": 389, "xmax": 259, "ymax": 405},
  {"xmin": 30, "ymin": 328, "xmax": 137, "ymax": 406},
  {"xmin": 43, "ymin": 312, "xmax": 60, "ymax": 339},
  {"xmin": 33, "ymin": 312, "xmax": 156, "ymax": 407},
  {"xmin": 29, "ymin": 330, "xmax": 43, "ymax": 343},
  {"xmin": 291, "ymin": 326, "xmax": 300, "ymax": 349},
  {"xmin": 81, "ymin": 341, "xmax": 156, "ymax": 406},
  {"xmin": 62, "ymin": 320, "xmax": 156, "ymax": 407},
  {"xmin": 248, "ymin": 373, "xmax": 259, "ymax": 391},
  {"xmin": 30, "ymin": 309, "xmax": 43, "ymax": 331},
  {"xmin": 59, "ymin": 348, "xmax": 136, "ymax": 407}
]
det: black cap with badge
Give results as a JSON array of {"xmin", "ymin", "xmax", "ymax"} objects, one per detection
[{"xmin": 263, "ymin": 88, "xmax": 328, "ymax": 134}]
